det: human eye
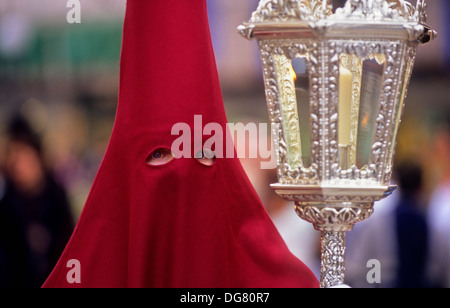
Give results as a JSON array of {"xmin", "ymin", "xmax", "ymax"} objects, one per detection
[{"xmin": 146, "ymin": 148, "xmax": 174, "ymax": 166}]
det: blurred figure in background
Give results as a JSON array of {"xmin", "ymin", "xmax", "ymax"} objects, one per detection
[
  {"xmin": 346, "ymin": 161, "xmax": 429, "ymax": 288},
  {"xmin": 427, "ymin": 114, "xmax": 450, "ymax": 288},
  {"xmin": 0, "ymin": 114, "xmax": 74, "ymax": 287},
  {"xmin": 345, "ymin": 186, "xmax": 398, "ymax": 288},
  {"xmin": 394, "ymin": 162, "xmax": 429, "ymax": 288}
]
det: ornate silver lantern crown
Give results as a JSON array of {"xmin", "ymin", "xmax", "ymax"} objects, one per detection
[
  {"xmin": 241, "ymin": 0, "xmax": 433, "ymax": 27},
  {"xmin": 238, "ymin": 0, "xmax": 436, "ymax": 288}
]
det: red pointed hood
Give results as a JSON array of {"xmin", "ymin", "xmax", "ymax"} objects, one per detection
[{"xmin": 43, "ymin": 0, "xmax": 318, "ymax": 288}]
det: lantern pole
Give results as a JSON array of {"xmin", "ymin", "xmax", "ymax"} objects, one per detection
[{"xmin": 320, "ymin": 231, "xmax": 346, "ymax": 288}]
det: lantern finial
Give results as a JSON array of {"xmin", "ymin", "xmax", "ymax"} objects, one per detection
[{"xmin": 249, "ymin": 0, "xmax": 332, "ymax": 23}]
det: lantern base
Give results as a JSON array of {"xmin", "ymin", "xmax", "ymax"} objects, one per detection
[
  {"xmin": 294, "ymin": 202, "xmax": 375, "ymax": 232},
  {"xmin": 283, "ymin": 185, "xmax": 396, "ymax": 288},
  {"xmin": 294, "ymin": 201, "xmax": 376, "ymax": 288},
  {"xmin": 271, "ymin": 184, "xmax": 397, "ymax": 206},
  {"xmin": 295, "ymin": 202, "xmax": 371, "ymax": 288}
]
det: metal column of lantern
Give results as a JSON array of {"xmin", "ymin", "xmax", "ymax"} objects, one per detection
[{"xmin": 238, "ymin": 0, "xmax": 436, "ymax": 288}]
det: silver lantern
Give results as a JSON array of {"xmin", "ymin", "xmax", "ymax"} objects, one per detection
[{"xmin": 238, "ymin": 0, "xmax": 436, "ymax": 288}]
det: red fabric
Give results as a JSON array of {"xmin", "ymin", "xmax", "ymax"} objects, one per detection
[{"xmin": 43, "ymin": 0, "xmax": 319, "ymax": 288}]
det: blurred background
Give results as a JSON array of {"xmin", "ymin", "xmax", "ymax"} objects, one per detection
[{"xmin": 0, "ymin": 0, "xmax": 448, "ymax": 288}]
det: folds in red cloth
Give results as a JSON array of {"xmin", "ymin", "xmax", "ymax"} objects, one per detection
[{"xmin": 43, "ymin": 0, "xmax": 319, "ymax": 288}]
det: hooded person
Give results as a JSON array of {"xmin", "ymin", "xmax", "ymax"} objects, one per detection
[{"xmin": 43, "ymin": 0, "xmax": 319, "ymax": 288}]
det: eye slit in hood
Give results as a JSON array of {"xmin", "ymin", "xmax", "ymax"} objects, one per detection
[
  {"xmin": 146, "ymin": 148, "xmax": 174, "ymax": 166},
  {"xmin": 194, "ymin": 148, "xmax": 216, "ymax": 166}
]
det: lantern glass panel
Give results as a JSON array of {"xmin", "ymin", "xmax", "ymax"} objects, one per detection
[
  {"xmin": 386, "ymin": 58, "xmax": 415, "ymax": 175},
  {"xmin": 273, "ymin": 53, "xmax": 312, "ymax": 170},
  {"xmin": 292, "ymin": 56, "xmax": 312, "ymax": 168},
  {"xmin": 338, "ymin": 53, "xmax": 386, "ymax": 171}
]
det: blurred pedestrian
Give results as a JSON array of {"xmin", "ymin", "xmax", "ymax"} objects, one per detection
[
  {"xmin": 346, "ymin": 162, "xmax": 429, "ymax": 288},
  {"xmin": 0, "ymin": 114, "xmax": 74, "ymax": 287},
  {"xmin": 394, "ymin": 162, "xmax": 429, "ymax": 288},
  {"xmin": 427, "ymin": 115, "xmax": 450, "ymax": 288}
]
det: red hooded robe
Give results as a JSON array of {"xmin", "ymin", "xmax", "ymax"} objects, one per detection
[{"xmin": 43, "ymin": 0, "xmax": 319, "ymax": 288}]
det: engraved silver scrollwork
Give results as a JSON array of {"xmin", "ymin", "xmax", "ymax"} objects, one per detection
[
  {"xmin": 259, "ymin": 40, "xmax": 320, "ymax": 185},
  {"xmin": 415, "ymin": 0, "xmax": 427, "ymax": 23},
  {"xmin": 295, "ymin": 203, "xmax": 373, "ymax": 287},
  {"xmin": 320, "ymin": 231, "xmax": 346, "ymax": 288},
  {"xmin": 332, "ymin": 0, "xmax": 418, "ymax": 21},
  {"xmin": 248, "ymin": 0, "xmax": 422, "ymax": 23},
  {"xmin": 261, "ymin": 38, "xmax": 416, "ymax": 186},
  {"xmin": 295, "ymin": 203, "xmax": 374, "ymax": 232},
  {"xmin": 295, "ymin": 202, "xmax": 373, "ymax": 288},
  {"xmin": 331, "ymin": 40, "xmax": 409, "ymax": 185},
  {"xmin": 250, "ymin": 0, "xmax": 332, "ymax": 23}
]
